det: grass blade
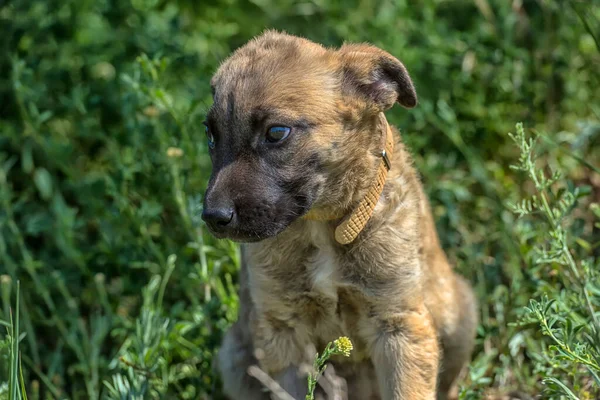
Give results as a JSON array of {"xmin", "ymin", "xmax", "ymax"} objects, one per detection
[
  {"xmin": 8, "ymin": 281, "xmax": 21, "ymax": 400},
  {"xmin": 19, "ymin": 355, "xmax": 28, "ymax": 400}
]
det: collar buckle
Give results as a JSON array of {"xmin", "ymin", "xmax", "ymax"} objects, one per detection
[{"xmin": 381, "ymin": 150, "xmax": 391, "ymax": 170}]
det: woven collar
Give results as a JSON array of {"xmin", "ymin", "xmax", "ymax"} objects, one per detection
[{"xmin": 304, "ymin": 114, "xmax": 394, "ymax": 245}]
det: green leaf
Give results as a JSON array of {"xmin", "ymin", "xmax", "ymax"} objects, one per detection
[
  {"xmin": 33, "ymin": 168, "xmax": 53, "ymax": 200},
  {"xmin": 543, "ymin": 377, "xmax": 580, "ymax": 400},
  {"xmin": 20, "ymin": 143, "xmax": 34, "ymax": 174}
]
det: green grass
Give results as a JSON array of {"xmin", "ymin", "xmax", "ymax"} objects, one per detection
[
  {"xmin": 1, "ymin": 281, "xmax": 28, "ymax": 400},
  {"xmin": 1, "ymin": 0, "xmax": 600, "ymax": 399},
  {"xmin": 458, "ymin": 124, "xmax": 600, "ymax": 399}
]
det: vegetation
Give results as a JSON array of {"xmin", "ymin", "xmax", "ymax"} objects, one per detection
[
  {"xmin": 305, "ymin": 337, "xmax": 353, "ymax": 400},
  {"xmin": 0, "ymin": 0, "xmax": 599, "ymax": 399}
]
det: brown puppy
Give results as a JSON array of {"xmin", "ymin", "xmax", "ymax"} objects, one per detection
[{"xmin": 202, "ymin": 31, "xmax": 477, "ymax": 400}]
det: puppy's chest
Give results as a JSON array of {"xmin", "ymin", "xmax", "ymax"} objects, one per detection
[
  {"xmin": 253, "ymin": 222, "xmax": 358, "ymax": 319},
  {"xmin": 304, "ymin": 223, "xmax": 340, "ymax": 300},
  {"xmin": 250, "ymin": 222, "xmax": 370, "ymax": 357},
  {"xmin": 288, "ymin": 224, "xmax": 368, "ymax": 333}
]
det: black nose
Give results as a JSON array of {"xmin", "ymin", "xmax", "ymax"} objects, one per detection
[{"xmin": 202, "ymin": 206, "xmax": 234, "ymax": 231}]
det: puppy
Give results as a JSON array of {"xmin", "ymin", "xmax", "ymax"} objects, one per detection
[{"xmin": 202, "ymin": 31, "xmax": 477, "ymax": 400}]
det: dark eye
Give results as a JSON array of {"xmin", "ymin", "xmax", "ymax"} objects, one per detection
[
  {"xmin": 266, "ymin": 126, "xmax": 291, "ymax": 143},
  {"xmin": 204, "ymin": 122, "xmax": 215, "ymax": 149}
]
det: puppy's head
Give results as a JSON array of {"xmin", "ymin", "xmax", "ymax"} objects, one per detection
[{"xmin": 202, "ymin": 31, "xmax": 416, "ymax": 242}]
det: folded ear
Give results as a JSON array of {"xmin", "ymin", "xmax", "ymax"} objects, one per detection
[{"xmin": 338, "ymin": 43, "xmax": 417, "ymax": 111}]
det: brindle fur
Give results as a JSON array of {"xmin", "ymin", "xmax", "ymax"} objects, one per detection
[{"xmin": 204, "ymin": 31, "xmax": 477, "ymax": 400}]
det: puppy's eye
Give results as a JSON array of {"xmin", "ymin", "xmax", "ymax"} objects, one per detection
[
  {"xmin": 266, "ymin": 126, "xmax": 291, "ymax": 143},
  {"xmin": 204, "ymin": 122, "xmax": 215, "ymax": 149}
]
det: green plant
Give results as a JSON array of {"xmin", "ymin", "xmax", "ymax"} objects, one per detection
[
  {"xmin": 0, "ymin": 280, "xmax": 27, "ymax": 400},
  {"xmin": 508, "ymin": 123, "xmax": 600, "ymax": 399},
  {"xmin": 305, "ymin": 337, "xmax": 353, "ymax": 400},
  {"xmin": 102, "ymin": 253, "xmax": 225, "ymax": 400}
]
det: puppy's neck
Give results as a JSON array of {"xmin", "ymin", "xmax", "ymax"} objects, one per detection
[{"xmin": 303, "ymin": 113, "xmax": 395, "ymax": 244}]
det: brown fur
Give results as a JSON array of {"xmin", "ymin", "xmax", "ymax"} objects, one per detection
[{"xmin": 204, "ymin": 31, "xmax": 478, "ymax": 400}]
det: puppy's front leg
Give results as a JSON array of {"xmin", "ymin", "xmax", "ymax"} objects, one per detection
[
  {"xmin": 369, "ymin": 305, "xmax": 439, "ymax": 400},
  {"xmin": 253, "ymin": 315, "xmax": 309, "ymax": 399}
]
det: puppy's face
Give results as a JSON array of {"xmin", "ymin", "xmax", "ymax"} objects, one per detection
[{"xmin": 202, "ymin": 31, "xmax": 416, "ymax": 242}]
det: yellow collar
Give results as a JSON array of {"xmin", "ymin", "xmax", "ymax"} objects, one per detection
[{"xmin": 304, "ymin": 115, "xmax": 394, "ymax": 245}]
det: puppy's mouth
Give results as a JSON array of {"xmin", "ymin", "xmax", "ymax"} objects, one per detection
[
  {"xmin": 204, "ymin": 201, "xmax": 313, "ymax": 243},
  {"xmin": 207, "ymin": 227, "xmax": 270, "ymax": 243},
  {"xmin": 206, "ymin": 220, "xmax": 291, "ymax": 243},
  {"xmin": 210, "ymin": 233, "xmax": 261, "ymax": 243}
]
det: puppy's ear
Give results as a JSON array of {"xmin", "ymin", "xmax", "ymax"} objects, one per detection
[{"xmin": 338, "ymin": 44, "xmax": 417, "ymax": 110}]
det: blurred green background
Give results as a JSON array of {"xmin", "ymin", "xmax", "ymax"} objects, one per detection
[{"xmin": 1, "ymin": 0, "xmax": 599, "ymax": 399}]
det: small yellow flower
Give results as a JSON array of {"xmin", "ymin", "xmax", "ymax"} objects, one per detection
[
  {"xmin": 166, "ymin": 147, "xmax": 183, "ymax": 158},
  {"xmin": 143, "ymin": 105, "xmax": 161, "ymax": 118},
  {"xmin": 333, "ymin": 337, "xmax": 353, "ymax": 357}
]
